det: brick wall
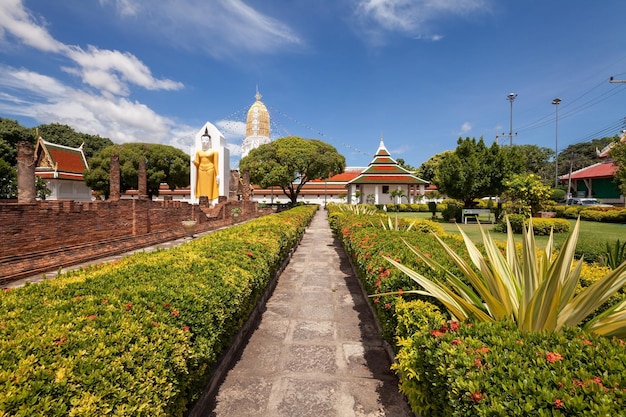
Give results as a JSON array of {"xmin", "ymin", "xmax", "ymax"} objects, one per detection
[{"xmin": 0, "ymin": 199, "xmax": 265, "ymax": 284}]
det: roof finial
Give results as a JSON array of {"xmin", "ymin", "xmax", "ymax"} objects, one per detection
[
  {"xmin": 255, "ymin": 85, "xmax": 262, "ymax": 101},
  {"xmin": 379, "ymin": 131, "xmax": 385, "ymax": 147}
]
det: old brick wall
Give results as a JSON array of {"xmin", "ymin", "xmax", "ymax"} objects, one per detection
[{"xmin": 0, "ymin": 199, "xmax": 263, "ymax": 284}]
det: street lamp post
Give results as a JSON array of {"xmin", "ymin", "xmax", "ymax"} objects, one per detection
[
  {"xmin": 552, "ymin": 98, "xmax": 562, "ymax": 188},
  {"xmin": 507, "ymin": 92, "xmax": 517, "ymax": 146}
]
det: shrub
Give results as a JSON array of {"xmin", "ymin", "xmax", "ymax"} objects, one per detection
[
  {"xmin": 0, "ymin": 205, "xmax": 317, "ymax": 416},
  {"xmin": 395, "ymin": 319, "xmax": 626, "ymax": 417},
  {"xmin": 494, "ymin": 215, "xmax": 570, "ymax": 235}
]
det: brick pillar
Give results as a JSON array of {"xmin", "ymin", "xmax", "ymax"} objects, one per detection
[
  {"xmin": 138, "ymin": 158, "xmax": 148, "ymax": 200},
  {"xmin": 109, "ymin": 154, "xmax": 120, "ymax": 201},
  {"xmin": 17, "ymin": 141, "xmax": 36, "ymax": 204},
  {"xmin": 242, "ymin": 169, "xmax": 251, "ymax": 201}
]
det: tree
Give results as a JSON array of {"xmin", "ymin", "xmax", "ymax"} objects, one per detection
[
  {"xmin": 559, "ymin": 136, "xmax": 618, "ymax": 176},
  {"xmin": 515, "ymin": 144, "xmax": 554, "ymax": 183},
  {"xmin": 84, "ymin": 143, "xmax": 190, "ymax": 198},
  {"xmin": 396, "ymin": 158, "xmax": 418, "ymax": 172},
  {"xmin": 415, "ymin": 151, "xmax": 451, "ymax": 182},
  {"xmin": 434, "ymin": 137, "xmax": 525, "ymax": 207},
  {"xmin": 0, "ymin": 159, "xmax": 17, "ymax": 199},
  {"xmin": 0, "ymin": 118, "xmax": 35, "ymax": 166},
  {"xmin": 502, "ymin": 173, "xmax": 552, "ymax": 216},
  {"xmin": 239, "ymin": 136, "xmax": 345, "ymax": 204},
  {"xmin": 610, "ymin": 140, "xmax": 626, "ymax": 203}
]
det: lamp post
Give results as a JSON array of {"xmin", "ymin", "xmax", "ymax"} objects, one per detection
[
  {"xmin": 552, "ymin": 98, "xmax": 562, "ymax": 188},
  {"xmin": 507, "ymin": 92, "xmax": 517, "ymax": 146}
]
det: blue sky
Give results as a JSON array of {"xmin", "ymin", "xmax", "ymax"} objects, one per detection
[{"xmin": 2, "ymin": 0, "xmax": 626, "ymax": 169}]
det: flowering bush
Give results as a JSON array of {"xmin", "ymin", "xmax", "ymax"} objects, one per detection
[
  {"xmin": 0, "ymin": 205, "xmax": 316, "ymax": 416},
  {"xmin": 394, "ymin": 315, "xmax": 626, "ymax": 416}
]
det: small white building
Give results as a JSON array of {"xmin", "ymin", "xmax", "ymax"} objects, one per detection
[{"xmin": 34, "ymin": 138, "xmax": 92, "ymax": 201}]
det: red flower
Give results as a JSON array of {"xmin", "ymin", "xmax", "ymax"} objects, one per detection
[
  {"xmin": 384, "ymin": 303, "xmax": 392, "ymax": 309},
  {"xmin": 476, "ymin": 347, "xmax": 489, "ymax": 354},
  {"xmin": 554, "ymin": 399, "xmax": 564, "ymax": 408},
  {"xmin": 373, "ymin": 298, "xmax": 380, "ymax": 303},
  {"xmin": 474, "ymin": 358, "xmax": 482, "ymax": 367},
  {"xmin": 75, "ymin": 296, "xmax": 83, "ymax": 300},
  {"xmin": 53, "ymin": 336, "xmax": 67, "ymax": 345},
  {"xmin": 172, "ymin": 310, "xmax": 179, "ymax": 317},
  {"xmin": 469, "ymin": 391, "xmax": 483, "ymax": 402},
  {"xmin": 151, "ymin": 321, "xmax": 159, "ymax": 327},
  {"xmin": 3, "ymin": 288, "xmax": 11, "ymax": 293},
  {"xmin": 430, "ymin": 330, "xmax": 445, "ymax": 337},
  {"xmin": 546, "ymin": 352, "xmax": 563, "ymax": 363},
  {"xmin": 581, "ymin": 339, "xmax": 593, "ymax": 346},
  {"xmin": 183, "ymin": 326, "xmax": 190, "ymax": 331},
  {"xmin": 557, "ymin": 381, "xmax": 564, "ymax": 388},
  {"xmin": 102, "ymin": 299, "xmax": 108, "ymax": 304},
  {"xmin": 125, "ymin": 302, "xmax": 133, "ymax": 310},
  {"xmin": 87, "ymin": 315, "xmax": 97, "ymax": 320},
  {"xmin": 451, "ymin": 339, "xmax": 463, "ymax": 346},
  {"xmin": 397, "ymin": 288, "xmax": 403, "ymax": 296},
  {"xmin": 449, "ymin": 321, "xmax": 459, "ymax": 331}
]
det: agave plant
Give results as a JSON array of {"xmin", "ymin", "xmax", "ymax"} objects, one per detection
[
  {"xmin": 602, "ymin": 239, "xmax": 626, "ymax": 270},
  {"xmin": 378, "ymin": 217, "xmax": 626, "ymax": 337},
  {"xmin": 375, "ymin": 215, "xmax": 419, "ymax": 232}
]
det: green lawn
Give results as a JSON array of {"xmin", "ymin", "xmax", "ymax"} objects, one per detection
[{"xmin": 396, "ymin": 212, "xmax": 626, "ymax": 259}]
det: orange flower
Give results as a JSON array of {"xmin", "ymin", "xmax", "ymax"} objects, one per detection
[
  {"xmin": 172, "ymin": 310, "xmax": 179, "ymax": 317},
  {"xmin": 546, "ymin": 352, "xmax": 563, "ymax": 363},
  {"xmin": 430, "ymin": 329, "xmax": 445, "ymax": 337},
  {"xmin": 554, "ymin": 399, "xmax": 564, "ymax": 408},
  {"xmin": 469, "ymin": 391, "xmax": 483, "ymax": 402},
  {"xmin": 87, "ymin": 315, "xmax": 97, "ymax": 320}
]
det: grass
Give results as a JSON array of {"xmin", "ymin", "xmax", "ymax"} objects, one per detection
[{"xmin": 396, "ymin": 212, "xmax": 626, "ymax": 260}]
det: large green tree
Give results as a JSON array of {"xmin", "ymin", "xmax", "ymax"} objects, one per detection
[
  {"xmin": 434, "ymin": 137, "xmax": 525, "ymax": 207},
  {"xmin": 239, "ymin": 136, "xmax": 345, "ymax": 204},
  {"xmin": 558, "ymin": 136, "xmax": 618, "ymax": 176},
  {"xmin": 610, "ymin": 140, "xmax": 626, "ymax": 203},
  {"xmin": 0, "ymin": 118, "xmax": 36, "ymax": 166},
  {"xmin": 84, "ymin": 143, "xmax": 190, "ymax": 199},
  {"xmin": 415, "ymin": 151, "xmax": 451, "ymax": 183}
]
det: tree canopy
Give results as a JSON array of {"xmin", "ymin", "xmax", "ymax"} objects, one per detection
[
  {"xmin": 416, "ymin": 151, "xmax": 452, "ymax": 183},
  {"xmin": 610, "ymin": 140, "xmax": 626, "ymax": 200},
  {"xmin": 434, "ymin": 137, "xmax": 525, "ymax": 207},
  {"xmin": 84, "ymin": 143, "xmax": 190, "ymax": 198},
  {"xmin": 239, "ymin": 136, "xmax": 345, "ymax": 204}
]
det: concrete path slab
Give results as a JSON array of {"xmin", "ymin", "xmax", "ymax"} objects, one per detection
[{"xmin": 207, "ymin": 209, "xmax": 413, "ymax": 417}]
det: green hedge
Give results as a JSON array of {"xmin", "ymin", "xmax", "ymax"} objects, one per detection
[
  {"xmin": 0, "ymin": 205, "xmax": 317, "ymax": 416},
  {"xmin": 493, "ymin": 214, "xmax": 571, "ymax": 235},
  {"xmin": 394, "ymin": 310, "xmax": 626, "ymax": 416},
  {"xmin": 555, "ymin": 205, "xmax": 626, "ymax": 223},
  {"xmin": 328, "ymin": 204, "xmax": 626, "ymax": 416}
]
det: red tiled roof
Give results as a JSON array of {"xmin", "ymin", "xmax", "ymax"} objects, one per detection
[
  {"xmin": 561, "ymin": 162, "xmax": 617, "ymax": 180},
  {"xmin": 350, "ymin": 175, "xmax": 426, "ymax": 184},
  {"xmin": 35, "ymin": 139, "xmax": 89, "ymax": 181}
]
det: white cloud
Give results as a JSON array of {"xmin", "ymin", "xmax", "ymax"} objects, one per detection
[
  {"xmin": 354, "ymin": 0, "xmax": 490, "ymax": 43},
  {"xmin": 66, "ymin": 46, "xmax": 183, "ymax": 95},
  {"xmin": 0, "ymin": 0, "xmax": 66, "ymax": 52},
  {"xmin": 459, "ymin": 122, "xmax": 472, "ymax": 135},
  {"xmin": 101, "ymin": 0, "xmax": 303, "ymax": 58}
]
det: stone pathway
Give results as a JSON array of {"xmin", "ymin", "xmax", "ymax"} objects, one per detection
[{"xmin": 207, "ymin": 209, "xmax": 413, "ymax": 417}]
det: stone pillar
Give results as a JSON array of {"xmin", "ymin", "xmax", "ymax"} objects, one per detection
[
  {"xmin": 242, "ymin": 169, "xmax": 251, "ymax": 201},
  {"xmin": 17, "ymin": 141, "xmax": 36, "ymax": 204},
  {"xmin": 138, "ymin": 158, "xmax": 148, "ymax": 200},
  {"xmin": 109, "ymin": 154, "xmax": 121, "ymax": 201}
]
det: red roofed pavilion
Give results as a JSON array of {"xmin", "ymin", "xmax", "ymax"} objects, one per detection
[
  {"xmin": 34, "ymin": 138, "xmax": 92, "ymax": 201},
  {"xmin": 346, "ymin": 139, "xmax": 428, "ymax": 204}
]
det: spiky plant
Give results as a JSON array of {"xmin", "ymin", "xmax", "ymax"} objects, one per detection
[{"xmin": 376, "ymin": 217, "xmax": 626, "ymax": 337}]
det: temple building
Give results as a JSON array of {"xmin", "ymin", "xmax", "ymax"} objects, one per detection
[
  {"xmin": 250, "ymin": 139, "xmax": 431, "ymax": 205},
  {"xmin": 241, "ymin": 89, "xmax": 271, "ymax": 159},
  {"xmin": 34, "ymin": 137, "xmax": 92, "ymax": 201}
]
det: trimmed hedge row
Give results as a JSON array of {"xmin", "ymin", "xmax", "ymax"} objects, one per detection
[
  {"xmin": 327, "ymin": 205, "xmax": 626, "ymax": 416},
  {"xmin": 555, "ymin": 205, "xmax": 626, "ymax": 223},
  {"xmin": 394, "ymin": 301, "xmax": 626, "ymax": 417},
  {"xmin": 0, "ymin": 205, "xmax": 317, "ymax": 416}
]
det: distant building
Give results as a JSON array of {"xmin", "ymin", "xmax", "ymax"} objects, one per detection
[
  {"xmin": 241, "ymin": 89, "xmax": 271, "ymax": 159},
  {"xmin": 34, "ymin": 138, "xmax": 92, "ymax": 201},
  {"xmin": 560, "ymin": 132, "xmax": 626, "ymax": 205},
  {"xmin": 251, "ymin": 139, "xmax": 431, "ymax": 205}
]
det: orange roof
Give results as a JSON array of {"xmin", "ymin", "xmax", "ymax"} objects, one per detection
[
  {"xmin": 35, "ymin": 138, "xmax": 89, "ymax": 181},
  {"xmin": 309, "ymin": 169, "xmax": 362, "ymax": 183},
  {"xmin": 561, "ymin": 161, "xmax": 617, "ymax": 180}
]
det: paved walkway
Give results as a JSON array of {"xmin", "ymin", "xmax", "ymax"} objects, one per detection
[{"xmin": 207, "ymin": 209, "xmax": 413, "ymax": 417}]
